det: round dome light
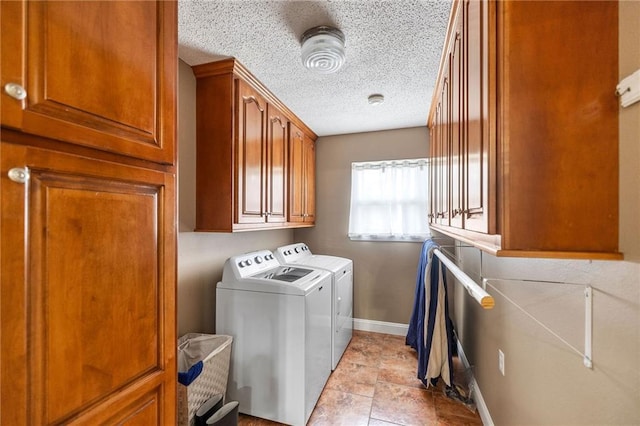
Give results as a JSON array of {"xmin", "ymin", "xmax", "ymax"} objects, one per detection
[{"xmin": 301, "ymin": 26, "xmax": 346, "ymax": 74}]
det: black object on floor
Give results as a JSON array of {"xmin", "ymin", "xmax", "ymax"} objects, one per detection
[
  {"xmin": 195, "ymin": 394, "xmax": 224, "ymax": 426},
  {"xmin": 206, "ymin": 401, "xmax": 239, "ymax": 426}
]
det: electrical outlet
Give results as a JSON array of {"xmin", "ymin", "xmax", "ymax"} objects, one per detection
[{"xmin": 498, "ymin": 349, "xmax": 505, "ymax": 376}]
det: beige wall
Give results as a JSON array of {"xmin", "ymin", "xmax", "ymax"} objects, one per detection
[
  {"xmin": 294, "ymin": 127, "xmax": 429, "ymax": 324},
  {"xmin": 453, "ymin": 3, "xmax": 640, "ymax": 424},
  {"xmin": 177, "ymin": 60, "xmax": 293, "ymax": 336}
]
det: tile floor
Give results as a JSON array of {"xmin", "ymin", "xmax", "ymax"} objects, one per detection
[{"xmin": 238, "ymin": 330, "xmax": 483, "ymax": 426}]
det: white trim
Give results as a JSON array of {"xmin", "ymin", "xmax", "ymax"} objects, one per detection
[
  {"xmin": 456, "ymin": 340, "xmax": 494, "ymax": 426},
  {"xmin": 353, "ymin": 318, "xmax": 408, "ymax": 336}
]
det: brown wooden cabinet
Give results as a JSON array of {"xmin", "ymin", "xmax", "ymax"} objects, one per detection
[
  {"xmin": 193, "ymin": 58, "xmax": 316, "ymax": 232},
  {"xmin": 428, "ymin": 0, "xmax": 620, "ymax": 259},
  {"xmin": 0, "ymin": 1, "xmax": 176, "ymax": 165},
  {"xmin": 1, "ymin": 1, "xmax": 177, "ymax": 424},
  {"xmin": 289, "ymin": 123, "xmax": 316, "ymax": 225}
]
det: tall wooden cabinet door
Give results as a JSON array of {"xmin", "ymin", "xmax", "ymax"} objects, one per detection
[
  {"xmin": 288, "ymin": 124, "xmax": 306, "ymax": 223},
  {"xmin": 463, "ymin": 0, "xmax": 494, "ymax": 234},
  {"xmin": 437, "ymin": 73, "xmax": 451, "ymax": 226},
  {"xmin": 266, "ymin": 104, "xmax": 288, "ymax": 223},
  {"xmin": 288, "ymin": 124, "xmax": 315, "ymax": 224},
  {"xmin": 236, "ymin": 80, "xmax": 266, "ymax": 225},
  {"xmin": 303, "ymin": 136, "xmax": 316, "ymax": 223},
  {"xmin": 0, "ymin": 142, "xmax": 176, "ymax": 426},
  {"xmin": 431, "ymin": 102, "xmax": 442, "ymax": 224},
  {"xmin": 428, "ymin": 115, "xmax": 438, "ymax": 224},
  {"xmin": 0, "ymin": 1, "xmax": 176, "ymax": 164},
  {"xmin": 450, "ymin": 10, "xmax": 464, "ymax": 229}
]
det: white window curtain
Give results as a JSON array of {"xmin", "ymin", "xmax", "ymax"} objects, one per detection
[{"xmin": 348, "ymin": 158, "xmax": 430, "ymax": 242}]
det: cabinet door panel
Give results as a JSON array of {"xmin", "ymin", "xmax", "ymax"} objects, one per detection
[
  {"xmin": 266, "ymin": 104, "xmax": 287, "ymax": 223},
  {"xmin": 464, "ymin": 0, "xmax": 491, "ymax": 233},
  {"xmin": 1, "ymin": 142, "xmax": 176, "ymax": 425},
  {"xmin": 428, "ymin": 115, "xmax": 438, "ymax": 224},
  {"xmin": 236, "ymin": 81, "xmax": 266, "ymax": 224},
  {"xmin": 288, "ymin": 124, "xmax": 315, "ymax": 224},
  {"xmin": 438, "ymin": 74, "xmax": 451, "ymax": 226},
  {"xmin": 288, "ymin": 124, "xmax": 305, "ymax": 223},
  {"xmin": 431, "ymin": 102, "xmax": 442, "ymax": 224},
  {"xmin": 450, "ymin": 17, "xmax": 463, "ymax": 229},
  {"xmin": 303, "ymin": 136, "xmax": 316, "ymax": 223},
  {"xmin": 0, "ymin": 1, "xmax": 176, "ymax": 164}
]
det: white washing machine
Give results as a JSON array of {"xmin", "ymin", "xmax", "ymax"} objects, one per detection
[
  {"xmin": 274, "ymin": 243, "xmax": 353, "ymax": 370},
  {"xmin": 216, "ymin": 249, "xmax": 331, "ymax": 426}
]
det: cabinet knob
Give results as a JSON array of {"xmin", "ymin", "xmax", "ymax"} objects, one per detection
[
  {"xmin": 8, "ymin": 167, "xmax": 29, "ymax": 184},
  {"xmin": 4, "ymin": 83, "xmax": 27, "ymax": 101}
]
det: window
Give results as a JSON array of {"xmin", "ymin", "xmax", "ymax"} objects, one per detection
[{"xmin": 348, "ymin": 158, "xmax": 430, "ymax": 242}]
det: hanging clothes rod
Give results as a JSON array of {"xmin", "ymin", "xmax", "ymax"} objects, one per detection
[{"xmin": 433, "ymin": 249, "xmax": 495, "ymax": 309}]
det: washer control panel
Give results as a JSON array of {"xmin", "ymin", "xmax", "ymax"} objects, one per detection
[
  {"xmin": 230, "ymin": 250, "xmax": 279, "ymax": 278},
  {"xmin": 277, "ymin": 243, "xmax": 311, "ymax": 262}
]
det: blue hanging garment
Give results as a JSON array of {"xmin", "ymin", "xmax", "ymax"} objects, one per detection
[{"xmin": 406, "ymin": 238, "xmax": 455, "ymax": 388}]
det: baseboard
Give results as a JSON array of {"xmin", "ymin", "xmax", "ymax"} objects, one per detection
[
  {"xmin": 456, "ymin": 340, "xmax": 494, "ymax": 426},
  {"xmin": 353, "ymin": 318, "xmax": 408, "ymax": 336}
]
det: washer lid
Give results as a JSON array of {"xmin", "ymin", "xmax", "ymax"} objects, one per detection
[
  {"xmin": 218, "ymin": 267, "xmax": 330, "ymax": 295},
  {"xmin": 279, "ymin": 254, "xmax": 352, "ymax": 274},
  {"xmin": 252, "ymin": 266, "xmax": 314, "ymax": 282}
]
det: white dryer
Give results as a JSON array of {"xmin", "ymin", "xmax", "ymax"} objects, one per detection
[
  {"xmin": 275, "ymin": 243, "xmax": 353, "ymax": 370},
  {"xmin": 216, "ymin": 249, "xmax": 331, "ymax": 426}
]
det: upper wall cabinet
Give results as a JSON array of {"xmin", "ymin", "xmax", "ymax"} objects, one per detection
[
  {"xmin": 289, "ymin": 123, "xmax": 316, "ymax": 225},
  {"xmin": 428, "ymin": 0, "xmax": 620, "ymax": 259},
  {"xmin": 1, "ymin": 1, "xmax": 177, "ymax": 424},
  {"xmin": 0, "ymin": 1, "xmax": 176, "ymax": 164},
  {"xmin": 193, "ymin": 58, "xmax": 317, "ymax": 232}
]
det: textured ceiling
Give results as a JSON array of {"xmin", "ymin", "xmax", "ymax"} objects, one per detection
[{"xmin": 178, "ymin": 0, "xmax": 451, "ymax": 137}]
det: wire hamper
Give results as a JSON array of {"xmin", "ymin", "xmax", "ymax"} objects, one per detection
[{"xmin": 177, "ymin": 334, "xmax": 233, "ymax": 426}]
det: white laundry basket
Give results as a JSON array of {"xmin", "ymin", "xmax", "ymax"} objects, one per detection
[{"xmin": 177, "ymin": 333, "xmax": 233, "ymax": 426}]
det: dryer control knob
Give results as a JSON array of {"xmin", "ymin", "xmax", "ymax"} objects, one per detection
[
  {"xmin": 294, "ymin": 247, "xmax": 300, "ymax": 253},
  {"xmin": 255, "ymin": 256, "xmax": 263, "ymax": 264},
  {"xmin": 246, "ymin": 259, "xmax": 253, "ymax": 266}
]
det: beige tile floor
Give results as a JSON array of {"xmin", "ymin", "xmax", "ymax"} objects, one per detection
[{"xmin": 238, "ymin": 330, "xmax": 483, "ymax": 426}]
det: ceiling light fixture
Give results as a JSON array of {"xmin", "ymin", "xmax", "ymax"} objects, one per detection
[
  {"xmin": 301, "ymin": 26, "xmax": 346, "ymax": 74},
  {"xmin": 368, "ymin": 94, "xmax": 385, "ymax": 106}
]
